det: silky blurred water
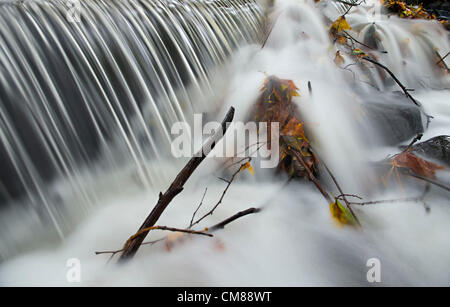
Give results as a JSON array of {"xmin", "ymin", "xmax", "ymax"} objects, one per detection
[{"xmin": 0, "ymin": 0, "xmax": 449, "ymax": 286}]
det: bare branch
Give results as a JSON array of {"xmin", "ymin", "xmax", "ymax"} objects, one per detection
[
  {"xmin": 350, "ymin": 184, "xmax": 430, "ymax": 206},
  {"xmin": 189, "ymin": 188, "xmax": 208, "ymax": 228},
  {"xmin": 118, "ymin": 107, "xmax": 235, "ymax": 262},
  {"xmin": 125, "ymin": 226, "xmax": 212, "ymax": 246}
]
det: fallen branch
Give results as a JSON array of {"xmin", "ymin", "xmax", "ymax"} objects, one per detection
[
  {"xmin": 362, "ymin": 57, "xmax": 420, "ymax": 106},
  {"xmin": 118, "ymin": 106, "xmax": 235, "ymax": 262}
]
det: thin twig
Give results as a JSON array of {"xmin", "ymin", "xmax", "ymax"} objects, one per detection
[
  {"xmin": 336, "ymin": 193, "xmax": 362, "ymax": 200},
  {"xmin": 350, "ymin": 184, "xmax": 430, "ymax": 206},
  {"xmin": 335, "ymin": 0, "xmax": 361, "ymax": 6},
  {"xmin": 189, "ymin": 188, "xmax": 208, "ymax": 228},
  {"xmin": 190, "ymin": 159, "xmax": 250, "ymax": 228},
  {"xmin": 342, "ymin": 0, "xmax": 362, "ymax": 17},
  {"xmin": 401, "ymin": 133, "xmax": 423, "ymax": 154},
  {"xmin": 209, "ymin": 207, "xmax": 261, "ymax": 231},
  {"xmin": 342, "ymin": 30, "xmax": 386, "ymax": 52},
  {"xmin": 126, "ymin": 226, "xmax": 212, "ymax": 246},
  {"xmin": 436, "ymin": 51, "xmax": 449, "ymax": 66}
]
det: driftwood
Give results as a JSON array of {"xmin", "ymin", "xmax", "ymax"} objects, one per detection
[{"xmin": 118, "ymin": 107, "xmax": 235, "ymax": 262}]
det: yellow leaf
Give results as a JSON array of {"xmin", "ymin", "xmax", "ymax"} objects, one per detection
[
  {"xmin": 331, "ymin": 16, "xmax": 351, "ymax": 33},
  {"xmin": 352, "ymin": 48, "xmax": 368, "ymax": 58},
  {"xmin": 242, "ymin": 161, "xmax": 254, "ymax": 175},
  {"xmin": 329, "ymin": 199, "xmax": 357, "ymax": 227},
  {"xmin": 290, "ymin": 90, "xmax": 300, "ymax": 97}
]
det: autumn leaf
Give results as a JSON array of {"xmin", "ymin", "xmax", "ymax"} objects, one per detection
[
  {"xmin": 242, "ymin": 161, "xmax": 254, "ymax": 175},
  {"xmin": 247, "ymin": 76, "xmax": 318, "ymax": 179},
  {"xmin": 330, "ymin": 199, "xmax": 357, "ymax": 227},
  {"xmin": 352, "ymin": 48, "xmax": 367, "ymax": 57},
  {"xmin": 336, "ymin": 35, "xmax": 347, "ymax": 45},
  {"xmin": 383, "ymin": 0, "xmax": 436, "ymax": 20},
  {"xmin": 391, "ymin": 150, "xmax": 445, "ymax": 179},
  {"xmin": 282, "ymin": 117, "xmax": 307, "ymax": 141},
  {"xmin": 331, "ymin": 16, "xmax": 351, "ymax": 33}
]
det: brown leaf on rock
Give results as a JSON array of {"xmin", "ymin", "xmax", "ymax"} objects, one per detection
[{"xmin": 391, "ymin": 150, "xmax": 445, "ymax": 179}]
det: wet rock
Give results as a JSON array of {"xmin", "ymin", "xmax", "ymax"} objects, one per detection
[
  {"xmin": 362, "ymin": 92, "xmax": 425, "ymax": 146},
  {"xmin": 408, "ymin": 135, "xmax": 450, "ymax": 166}
]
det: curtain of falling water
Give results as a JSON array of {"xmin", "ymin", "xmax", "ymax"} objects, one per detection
[{"xmin": 0, "ymin": 0, "xmax": 264, "ymax": 243}]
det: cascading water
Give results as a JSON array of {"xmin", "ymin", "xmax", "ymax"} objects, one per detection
[
  {"xmin": 0, "ymin": 0, "xmax": 264, "ymax": 259},
  {"xmin": 0, "ymin": 0, "xmax": 449, "ymax": 286}
]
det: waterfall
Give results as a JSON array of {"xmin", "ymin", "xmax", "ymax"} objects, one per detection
[
  {"xmin": 0, "ymin": 0, "xmax": 264, "ymax": 257},
  {"xmin": 0, "ymin": 0, "xmax": 449, "ymax": 285}
]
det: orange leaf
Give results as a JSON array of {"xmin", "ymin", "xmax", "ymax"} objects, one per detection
[{"xmin": 391, "ymin": 150, "xmax": 445, "ymax": 178}]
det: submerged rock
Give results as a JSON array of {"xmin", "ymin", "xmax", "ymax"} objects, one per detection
[{"xmin": 362, "ymin": 92, "xmax": 426, "ymax": 146}]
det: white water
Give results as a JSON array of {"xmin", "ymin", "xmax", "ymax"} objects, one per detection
[{"xmin": 1, "ymin": 0, "xmax": 450, "ymax": 286}]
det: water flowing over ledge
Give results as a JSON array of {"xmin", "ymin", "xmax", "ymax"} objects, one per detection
[
  {"xmin": 0, "ymin": 0, "xmax": 264, "ymax": 259},
  {"xmin": 0, "ymin": 0, "xmax": 449, "ymax": 286}
]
